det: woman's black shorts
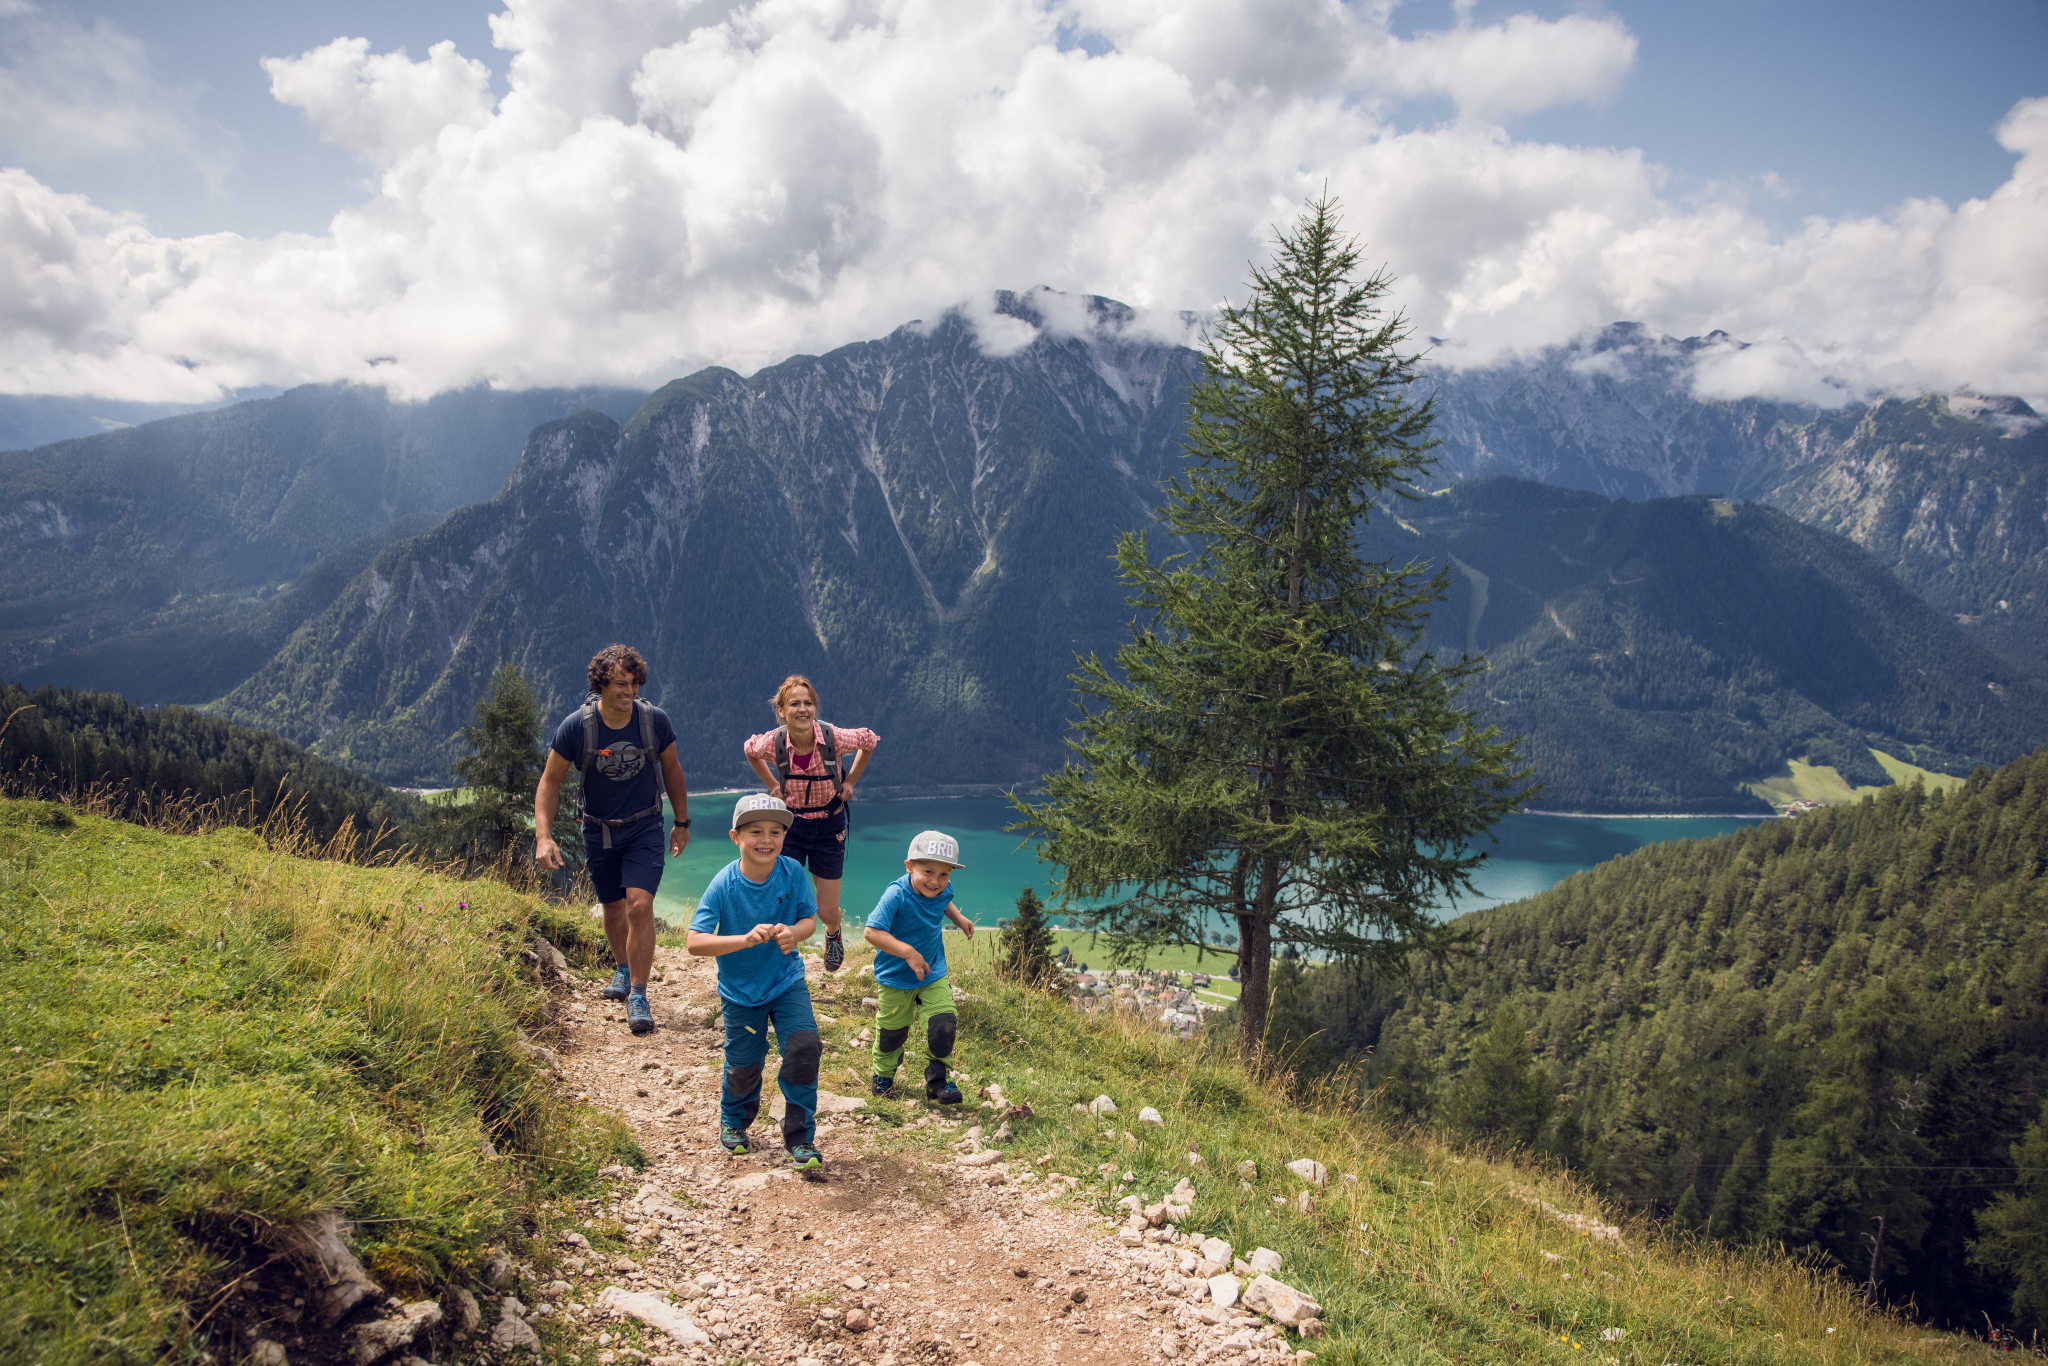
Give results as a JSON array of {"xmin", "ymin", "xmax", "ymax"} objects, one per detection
[{"xmin": 782, "ymin": 804, "xmax": 848, "ymax": 880}]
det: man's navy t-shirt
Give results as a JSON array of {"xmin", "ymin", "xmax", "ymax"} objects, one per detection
[{"xmin": 550, "ymin": 701, "xmax": 677, "ymax": 824}]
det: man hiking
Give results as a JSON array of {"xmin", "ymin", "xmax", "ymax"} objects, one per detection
[{"xmin": 535, "ymin": 644, "xmax": 691, "ymax": 1034}]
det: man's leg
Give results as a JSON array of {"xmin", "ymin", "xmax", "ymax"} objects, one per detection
[
  {"xmin": 720, "ymin": 1000, "xmax": 771, "ymax": 1146},
  {"xmin": 600, "ymin": 888, "xmax": 658, "ymax": 989},
  {"xmin": 769, "ymin": 983, "xmax": 821, "ymax": 1153}
]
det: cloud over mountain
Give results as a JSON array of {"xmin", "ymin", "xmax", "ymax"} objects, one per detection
[{"xmin": 0, "ymin": 0, "xmax": 2041, "ymax": 405}]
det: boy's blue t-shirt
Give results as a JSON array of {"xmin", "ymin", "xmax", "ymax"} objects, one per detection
[
  {"xmin": 689, "ymin": 857, "xmax": 817, "ymax": 1007},
  {"xmin": 866, "ymin": 874, "xmax": 954, "ymax": 991},
  {"xmin": 550, "ymin": 702, "xmax": 678, "ymax": 824}
]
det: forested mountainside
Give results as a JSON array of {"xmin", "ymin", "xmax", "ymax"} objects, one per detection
[
  {"xmin": 221, "ymin": 293, "xmax": 1200, "ymax": 786},
  {"xmin": 0, "ymin": 383, "xmax": 645, "ymax": 704},
  {"xmin": 1266, "ymin": 749, "xmax": 2048, "ymax": 1330},
  {"xmin": 1761, "ymin": 394, "xmax": 2048, "ymax": 673},
  {"xmin": 0, "ymin": 679, "xmax": 420, "ymax": 846},
  {"xmin": 1363, "ymin": 480, "xmax": 2048, "ymax": 811}
]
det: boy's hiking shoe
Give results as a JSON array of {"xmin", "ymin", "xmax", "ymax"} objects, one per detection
[
  {"xmin": 823, "ymin": 930, "xmax": 845, "ymax": 972},
  {"xmin": 787, "ymin": 1143, "xmax": 823, "ymax": 1171},
  {"xmin": 870, "ymin": 1075, "xmax": 895, "ymax": 1097},
  {"xmin": 626, "ymin": 994, "xmax": 654, "ymax": 1035},
  {"xmin": 602, "ymin": 964, "xmax": 632, "ymax": 1001},
  {"xmin": 927, "ymin": 1081, "xmax": 963, "ymax": 1105},
  {"xmin": 719, "ymin": 1126, "xmax": 749, "ymax": 1155}
]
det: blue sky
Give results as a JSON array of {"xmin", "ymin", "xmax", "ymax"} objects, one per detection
[
  {"xmin": 1, "ymin": 1, "xmax": 2042, "ymax": 404},
  {"xmin": 33, "ymin": 0, "xmax": 2046, "ymax": 238}
]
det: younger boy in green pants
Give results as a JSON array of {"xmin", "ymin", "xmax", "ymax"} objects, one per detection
[{"xmin": 862, "ymin": 830, "xmax": 973, "ymax": 1103}]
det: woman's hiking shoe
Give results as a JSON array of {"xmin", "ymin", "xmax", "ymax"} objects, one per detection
[
  {"xmin": 870, "ymin": 1075, "xmax": 895, "ymax": 1097},
  {"xmin": 824, "ymin": 930, "xmax": 845, "ymax": 972},
  {"xmin": 602, "ymin": 964, "xmax": 632, "ymax": 1001},
  {"xmin": 626, "ymin": 993, "xmax": 655, "ymax": 1035},
  {"xmin": 786, "ymin": 1142, "xmax": 823, "ymax": 1171},
  {"xmin": 719, "ymin": 1126, "xmax": 750, "ymax": 1155},
  {"xmin": 927, "ymin": 1081, "xmax": 963, "ymax": 1105}
]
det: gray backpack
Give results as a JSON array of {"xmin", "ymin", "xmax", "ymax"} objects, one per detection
[{"xmin": 577, "ymin": 695, "xmax": 668, "ymax": 848}]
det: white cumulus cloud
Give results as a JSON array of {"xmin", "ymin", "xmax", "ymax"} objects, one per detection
[{"xmin": 0, "ymin": 0, "xmax": 2040, "ymax": 407}]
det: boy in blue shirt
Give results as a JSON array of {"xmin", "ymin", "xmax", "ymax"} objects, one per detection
[
  {"xmin": 862, "ymin": 830, "xmax": 974, "ymax": 1104},
  {"xmin": 687, "ymin": 793, "xmax": 824, "ymax": 1168}
]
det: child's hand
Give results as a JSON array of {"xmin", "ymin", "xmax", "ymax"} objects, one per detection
[
  {"xmin": 957, "ymin": 919, "xmax": 975, "ymax": 940},
  {"xmin": 904, "ymin": 949, "xmax": 930, "ymax": 980},
  {"xmin": 745, "ymin": 923, "xmax": 777, "ymax": 947},
  {"xmin": 772, "ymin": 923, "xmax": 799, "ymax": 953}
]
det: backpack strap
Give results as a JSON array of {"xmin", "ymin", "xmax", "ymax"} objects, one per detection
[
  {"xmin": 772, "ymin": 724, "xmax": 792, "ymax": 783},
  {"xmin": 816, "ymin": 721, "xmax": 846, "ymax": 801},
  {"xmin": 636, "ymin": 699, "xmax": 669, "ymax": 809}
]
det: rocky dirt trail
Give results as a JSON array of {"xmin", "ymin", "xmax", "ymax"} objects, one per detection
[{"xmin": 528, "ymin": 943, "xmax": 1321, "ymax": 1366}]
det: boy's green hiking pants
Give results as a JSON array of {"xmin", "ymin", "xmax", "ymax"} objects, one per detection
[{"xmin": 872, "ymin": 975, "xmax": 957, "ymax": 1096}]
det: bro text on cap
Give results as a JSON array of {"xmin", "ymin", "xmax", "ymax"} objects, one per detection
[
  {"xmin": 906, "ymin": 829, "xmax": 965, "ymax": 868},
  {"xmin": 731, "ymin": 792, "xmax": 796, "ymax": 830}
]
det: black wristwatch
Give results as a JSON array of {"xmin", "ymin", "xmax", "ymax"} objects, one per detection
[{"xmin": 675, "ymin": 818, "xmax": 691, "ymax": 829}]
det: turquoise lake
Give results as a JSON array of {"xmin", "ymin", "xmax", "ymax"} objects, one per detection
[{"xmin": 651, "ymin": 794, "xmax": 1760, "ymax": 926}]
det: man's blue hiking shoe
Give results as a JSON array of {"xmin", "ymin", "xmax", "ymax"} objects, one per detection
[
  {"xmin": 870, "ymin": 1075, "xmax": 895, "ymax": 1097},
  {"xmin": 787, "ymin": 1143, "xmax": 823, "ymax": 1171},
  {"xmin": 602, "ymin": 964, "xmax": 631, "ymax": 1001},
  {"xmin": 719, "ymin": 1126, "xmax": 749, "ymax": 1155},
  {"xmin": 626, "ymin": 993, "xmax": 654, "ymax": 1035},
  {"xmin": 823, "ymin": 930, "xmax": 845, "ymax": 972}
]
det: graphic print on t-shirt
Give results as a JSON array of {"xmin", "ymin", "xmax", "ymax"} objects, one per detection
[{"xmin": 593, "ymin": 742, "xmax": 646, "ymax": 783}]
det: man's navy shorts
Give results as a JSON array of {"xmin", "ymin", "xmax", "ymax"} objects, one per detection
[
  {"xmin": 582, "ymin": 816, "xmax": 666, "ymax": 903},
  {"xmin": 782, "ymin": 805, "xmax": 848, "ymax": 880}
]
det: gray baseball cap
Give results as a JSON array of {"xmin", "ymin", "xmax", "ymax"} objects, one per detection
[
  {"xmin": 731, "ymin": 792, "xmax": 795, "ymax": 830},
  {"xmin": 906, "ymin": 829, "xmax": 965, "ymax": 868}
]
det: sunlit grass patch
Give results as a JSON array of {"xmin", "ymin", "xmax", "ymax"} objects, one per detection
[
  {"xmin": 0, "ymin": 797, "xmax": 632, "ymax": 1365},
  {"xmin": 801, "ymin": 930, "xmax": 2007, "ymax": 1366}
]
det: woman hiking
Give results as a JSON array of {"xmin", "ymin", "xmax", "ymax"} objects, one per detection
[{"xmin": 742, "ymin": 675, "xmax": 878, "ymax": 973}]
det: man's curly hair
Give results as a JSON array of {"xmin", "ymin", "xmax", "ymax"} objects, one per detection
[{"xmin": 587, "ymin": 643, "xmax": 649, "ymax": 694}]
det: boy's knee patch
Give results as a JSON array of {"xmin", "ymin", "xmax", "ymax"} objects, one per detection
[
  {"xmin": 878, "ymin": 1025, "xmax": 911, "ymax": 1055},
  {"xmin": 927, "ymin": 1011, "xmax": 957, "ymax": 1058},
  {"xmin": 782, "ymin": 1030, "xmax": 821, "ymax": 1084},
  {"xmin": 724, "ymin": 1061, "xmax": 765, "ymax": 1096}
]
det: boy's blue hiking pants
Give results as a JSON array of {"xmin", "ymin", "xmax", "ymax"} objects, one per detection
[{"xmin": 720, "ymin": 980, "xmax": 820, "ymax": 1148}]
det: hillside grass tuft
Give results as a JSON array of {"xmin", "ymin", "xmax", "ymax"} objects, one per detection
[
  {"xmin": 811, "ymin": 932, "xmax": 2009, "ymax": 1366},
  {"xmin": 0, "ymin": 796, "xmax": 636, "ymax": 1365}
]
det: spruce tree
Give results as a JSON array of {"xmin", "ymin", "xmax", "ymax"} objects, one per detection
[
  {"xmin": 1013, "ymin": 196, "xmax": 1530, "ymax": 1053},
  {"xmin": 998, "ymin": 887, "xmax": 1059, "ymax": 989},
  {"xmin": 1705, "ymin": 1135, "xmax": 1767, "ymax": 1242},
  {"xmin": 1971, "ymin": 1099, "xmax": 2048, "ymax": 1331},
  {"xmin": 1764, "ymin": 978, "xmax": 1933, "ymax": 1302},
  {"xmin": 437, "ymin": 663, "xmax": 554, "ymax": 870},
  {"xmin": 1440, "ymin": 1003, "xmax": 1553, "ymax": 1149},
  {"xmin": 1672, "ymin": 1183, "xmax": 1705, "ymax": 1233}
]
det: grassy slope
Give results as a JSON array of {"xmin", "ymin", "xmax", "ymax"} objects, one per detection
[
  {"xmin": 3, "ymin": 798, "xmax": 2002, "ymax": 1366},
  {"xmin": 795, "ymin": 932, "xmax": 2006, "ymax": 1366},
  {"xmin": 1746, "ymin": 748, "xmax": 1968, "ymax": 810},
  {"xmin": 0, "ymin": 798, "xmax": 635, "ymax": 1365}
]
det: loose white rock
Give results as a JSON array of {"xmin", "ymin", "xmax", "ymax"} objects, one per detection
[
  {"xmin": 1248, "ymin": 1248, "xmax": 1283, "ymax": 1275},
  {"xmin": 1286, "ymin": 1159, "xmax": 1327, "ymax": 1186},
  {"xmin": 1138, "ymin": 1106, "xmax": 1164, "ymax": 1126},
  {"xmin": 1243, "ymin": 1274, "xmax": 1323, "ymax": 1327},
  {"xmin": 1088, "ymin": 1095, "xmax": 1118, "ymax": 1115},
  {"xmin": 1201, "ymin": 1237, "xmax": 1232, "ymax": 1266},
  {"xmin": 596, "ymin": 1286, "xmax": 711, "ymax": 1346},
  {"xmin": 347, "ymin": 1300, "xmax": 443, "ymax": 1366},
  {"xmin": 1208, "ymin": 1274, "xmax": 1241, "ymax": 1310},
  {"xmin": 488, "ymin": 1315, "xmax": 541, "ymax": 1354},
  {"xmin": 1234, "ymin": 1160, "xmax": 1257, "ymax": 1181}
]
